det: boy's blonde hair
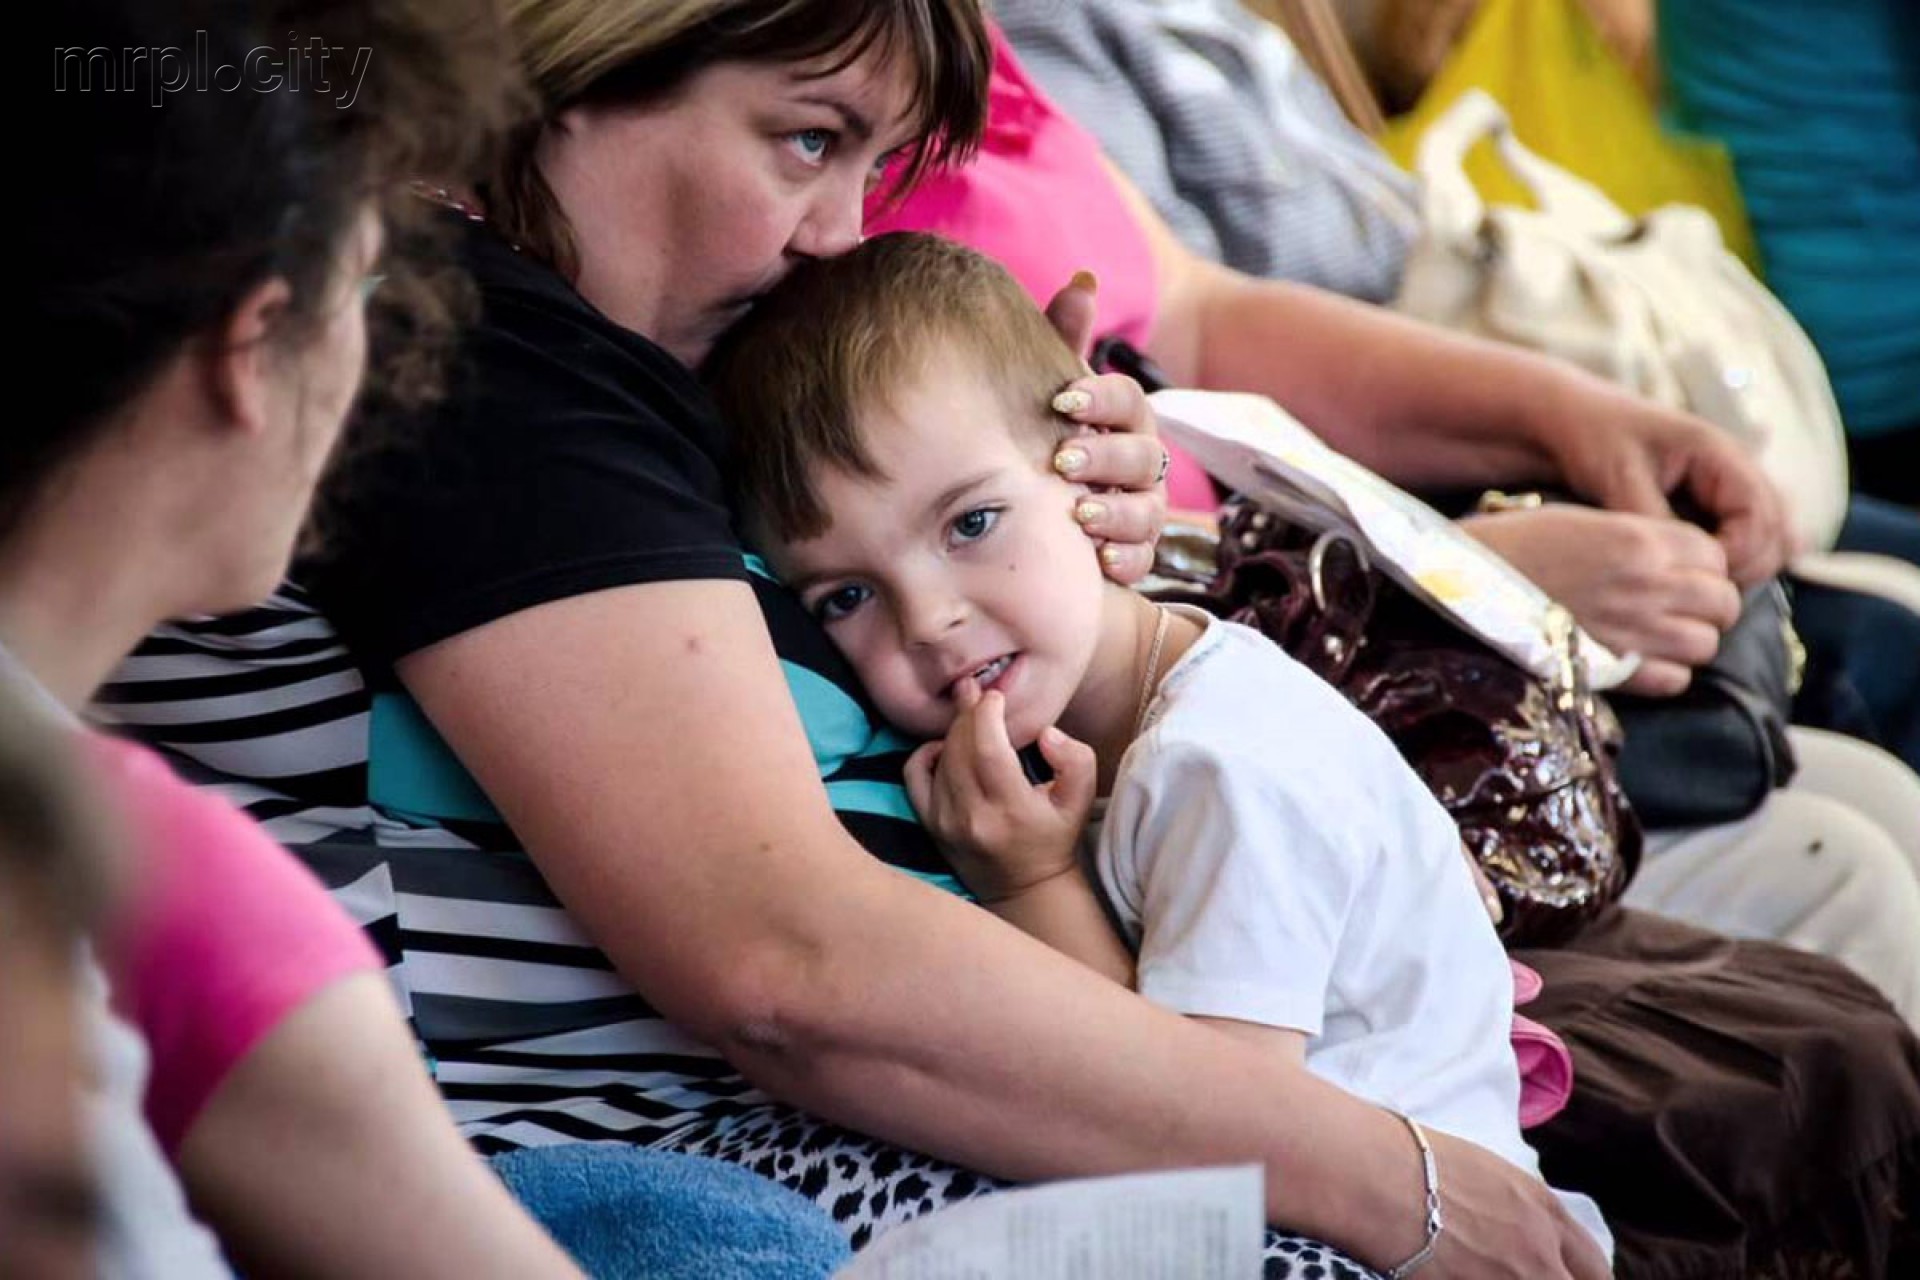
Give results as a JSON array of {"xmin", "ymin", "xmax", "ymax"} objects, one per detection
[{"xmin": 708, "ymin": 232, "xmax": 1085, "ymax": 543}]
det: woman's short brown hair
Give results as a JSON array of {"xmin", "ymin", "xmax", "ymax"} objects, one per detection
[{"xmin": 488, "ymin": 0, "xmax": 992, "ymax": 276}]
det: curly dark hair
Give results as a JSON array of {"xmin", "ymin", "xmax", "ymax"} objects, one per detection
[{"xmin": 19, "ymin": 0, "xmax": 528, "ymax": 542}]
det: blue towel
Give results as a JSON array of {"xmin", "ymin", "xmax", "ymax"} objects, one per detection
[{"xmin": 493, "ymin": 1146, "xmax": 851, "ymax": 1279}]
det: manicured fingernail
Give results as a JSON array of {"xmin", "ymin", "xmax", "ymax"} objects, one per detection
[
  {"xmin": 1051, "ymin": 389, "xmax": 1092, "ymax": 415},
  {"xmin": 1075, "ymin": 500, "xmax": 1107, "ymax": 525},
  {"xmin": 1069, "ymin": 269, "xmax": 1098, "ymax": 294},
  {"xmin": 1053, "ymin": 446, "xmax": 1089, "ymax": 475},
  {"xmin": 1099, "ymin": 545, "xmax": 1124, "ymax": 569}
]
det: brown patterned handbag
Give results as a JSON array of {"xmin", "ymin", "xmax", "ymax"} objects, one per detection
[{"xmin": 1162, "ymin": 500, "xmax": 1643, "ymax": 947}]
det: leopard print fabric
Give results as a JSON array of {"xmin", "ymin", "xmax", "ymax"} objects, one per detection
[{"xmin": 659, "ymin": 1105, "xmax": 1384, "ymax": 1278}]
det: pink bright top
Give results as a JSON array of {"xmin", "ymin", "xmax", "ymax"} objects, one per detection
[
  {"xmin": 867, "ymin": 27, "xmax": 1218, "ymax": 512},
  {"xmin": 93, "ymin": 734, "xmax": 380, "ymax": 1155}
]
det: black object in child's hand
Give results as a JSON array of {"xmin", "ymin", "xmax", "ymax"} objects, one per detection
[{"xmin": 1017, "ymin": 743, "xmax": 1055, "ymax": 786}]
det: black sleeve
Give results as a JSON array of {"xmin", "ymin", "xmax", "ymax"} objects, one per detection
[{"xmin": 306, "ymin": 233, "xmax": 748, "ymax": 669}]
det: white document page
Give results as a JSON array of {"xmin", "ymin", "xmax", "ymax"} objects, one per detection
[{"xmin": 833, "ymin": 1165, "xmax": 1265, "ymax": 1280}]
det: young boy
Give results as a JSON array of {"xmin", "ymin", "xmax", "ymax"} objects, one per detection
[{"xmin": 707, "ymin": 232, "xmax": 1610, "ymax": 1259}]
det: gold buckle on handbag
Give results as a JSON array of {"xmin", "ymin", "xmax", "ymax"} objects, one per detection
[{"xmin": 1544, "ymin": 603, "xmax": 1580, "ymax": 712}]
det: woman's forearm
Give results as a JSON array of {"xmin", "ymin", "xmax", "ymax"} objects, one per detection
[
  {"xmin": 398, "ymin": 581, "xmax": 1431, "ymax": 1265},
  {"xmin": 704, "ymin": 856, "xmax": 1425, "ymax": 1262},
  {"xmin": 1176, "ymin": 268, "xmax": 1570, "ymax": 491},
  {"xmin": 1103, "ymin": 152, "xmax": 1572, "ymax": 492}
]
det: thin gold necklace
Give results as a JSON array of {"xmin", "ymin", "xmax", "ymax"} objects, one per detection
[
  {"xmin": 410, "ymin": 182, "xmax": 524, "ymax": 254},
  {"xmin": 1131, "ymin": 605, "xmax": 1173, "ymax": 739}
]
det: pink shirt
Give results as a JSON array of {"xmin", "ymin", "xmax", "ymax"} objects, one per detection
[
  {"xmin": 94, "ymin": 735, "xmax": 380, "ymax": 1155},
  {"xmin": 868, "ymin": 29, "xmax": 1160, "ymax": 347},
  {"xmin": 867, "ymin": 27, "xmax": 1218, "ymax": 511}
]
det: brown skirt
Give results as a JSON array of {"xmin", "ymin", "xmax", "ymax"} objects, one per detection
[{"xmin": 1514, "ymin": 907, "xmax": 1920, "ymax": 1280}]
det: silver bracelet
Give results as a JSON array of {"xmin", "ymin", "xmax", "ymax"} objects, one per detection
[{"xmin": 1386, "ymin": 1113, "xmax": 1444, "ymax": 1280}]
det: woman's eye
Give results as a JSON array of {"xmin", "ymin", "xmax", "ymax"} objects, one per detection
[
  {"xmin": 865, "ymin": 146, "xmax": 908, "ymax": 192},
  {"xmin": 787, "ymin": 129, "xmax": 834, "ymax": 165},
  {"xmin": 951, "ymin": 507, "xmax": 1001, "ymax": 544},
  {"xmin": 814, "ymin": 583, "xmax": 871, "ymax": 622}
]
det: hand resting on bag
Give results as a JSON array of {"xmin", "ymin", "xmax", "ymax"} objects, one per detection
[
  {"xmin": 1461, "ymin": 505, "xmax": 1744, "ymax": 697},
  {"xmin": 1530, "ymin": 372, "xmax": 1798, "ymax": 585}
]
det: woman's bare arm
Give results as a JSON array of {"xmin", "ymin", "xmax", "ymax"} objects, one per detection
[
  {"xmin": 396, "ymin": 578, "xmax": 1605, "ymax": 1280},
  {"xmin": 177, "ymin": 974, "xmax": 583, "ymax": 1280},
  {"xmin": 1125, "ymin": 161, "xmax": 1557, "ymax": 490}
]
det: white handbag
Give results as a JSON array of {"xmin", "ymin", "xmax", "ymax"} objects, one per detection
[{"xmin": 1394, "ymin": 89, "xmax": 1850, "ymax": 553}]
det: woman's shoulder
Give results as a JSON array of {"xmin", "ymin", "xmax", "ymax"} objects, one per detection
[
  {"xmin": 85, "ymin": 733, "xmax": 257, "ymax": 842},
  {"xmin": 300, "ymin": 221, "xmax": 750, "ymax": 668},
  {"xmin": 453, "ymin": 218, "xmax": 718, "ymax": 437},
  {"xmin": 85, "ymin": 734, "xmax": 376, "ymax": 959},
  {"xmin": 86, "ymin": 733, "xmax": 382, "ymax": 1151}
]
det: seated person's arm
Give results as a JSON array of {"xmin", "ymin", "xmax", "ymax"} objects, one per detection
[
  {"xmin": 96, "ymin": 735, "xmax": 581, "ymax": 1280},
  {"xmin": 1458, "ymin": 503, "xmax": 1744, "ymax": 695},
  {"xmin": 1105, "ymin": 158, "xmax": 1765, "ymax": 694},
  {"xmin": 179, "ymin": 976, "xmax": 584, "ymax": 1280},
  {"xmin": 397, "ymin": 577, "xmax": 1603, "ymax": 1278}
]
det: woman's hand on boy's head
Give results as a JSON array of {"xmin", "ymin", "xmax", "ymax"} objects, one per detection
[
  {"xmin": 1050, "ymin": 373, "xmax": 1168, "ymax": 586},
  {"xmin": 1043, "ymin": 269, "xmax": 1101, "ymax": 360},
  {"xmin": 904, "ymin": 682, "xmax": 1095, "ymax": 904}
]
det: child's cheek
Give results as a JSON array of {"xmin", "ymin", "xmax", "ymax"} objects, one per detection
[{"xmin": 860, "ymin": 650, "xmax": 929, "ymax": 735}]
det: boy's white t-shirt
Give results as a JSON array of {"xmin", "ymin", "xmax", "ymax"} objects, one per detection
[{"xmin": 1091, "ymin": 610, "xmax": 1611, "ymax": 1255}]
